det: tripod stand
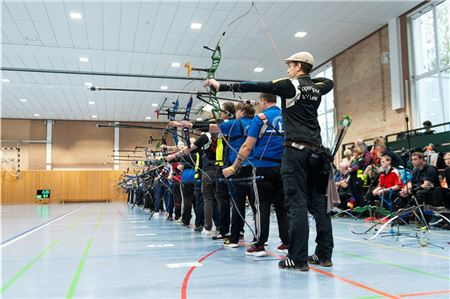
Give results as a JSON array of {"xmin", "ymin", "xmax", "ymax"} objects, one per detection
[{"xmin": 395, "ymin": 115, "xmax": 444, "ymax": 248}]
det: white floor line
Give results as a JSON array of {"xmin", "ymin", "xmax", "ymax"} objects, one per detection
[
  {"xmin": 166, "ymin": 262, "xmax": 202, "ymax": 268},
  {"xmin": 1, "ymin": 205, "xmax": 86, "ymax": 249}
]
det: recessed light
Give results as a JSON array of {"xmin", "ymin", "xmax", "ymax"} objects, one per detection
[
  {"xmin": 294, "ymin": 32, "xmax": 308, "ymax": 38},
  {"xmin": 84, "ymin": 82, "xmax": 92, "ymax": 87},
  {"xmin": 152, "ymin": 103, "xmax": 159, "ymax": 107},
  {"xmin": 254, "ymin": 67, "xmax": 264, "ymax": 72},
  {"xmin": 91, "ymin": 115, "xmax": 98, "ymax": 118},
  {"xmin": 145, "ymin": 116, "xmax": 152, "ymax": 120},
  {"xmin": 79, "ymin": 57, "xmax": 89, "ymax": 62},
  {"xmin": 191, "ymin": 23, "xmax": 202, "ymax": 29},
  {"xmin": 88, "ymin": 101, "xmax": 95, "ymax": 105},
  {"xmin": 70, "ymin": 12, "xmax": 82, "ymax": 20},
  {"xmin": 171, "ymin": 62, "xmax": 181, "ymax": 67},
  {"xmin": 196, "ymin": 118, "xmax": 203, "ymax": 121},
  {"xmin": 160, "ymin": 85, "xmax": 168, "ymax": 90},
  {"xmin": 33, "ymin": 113, "xmax": 40, "ymax": 117},
  {"xmin": 19, "ymin": 99, "xmax": 28, "ymax": 103},
  {"xmin": 2, "ymin": 78, "xmax": 10, "ymax": 83}
]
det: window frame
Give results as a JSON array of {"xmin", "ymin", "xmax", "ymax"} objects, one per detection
[{"xmin": 408, "ymin": 0, "xmax": 449, "ymax": 128}]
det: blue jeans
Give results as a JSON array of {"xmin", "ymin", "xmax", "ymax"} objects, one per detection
[
  {"xmin": 165, "ymin": 182, "xmax": 174, "ymax": 216},
  {"xmin": 154, "ymin": 183, "xmax": 166, "ymax": 212}
]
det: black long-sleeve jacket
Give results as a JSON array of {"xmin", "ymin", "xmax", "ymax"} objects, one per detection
[{"xmin": 218, "ymin": 75, "xmax": 333, "ymax": 146}]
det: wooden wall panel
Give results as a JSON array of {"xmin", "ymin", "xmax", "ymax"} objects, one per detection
[{"xmin": 0, "ymin": 171, "xmax": 127, "ymax": 204}]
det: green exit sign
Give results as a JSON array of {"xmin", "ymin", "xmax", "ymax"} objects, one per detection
[{"xmin": 37, "ymin": 189, "xmax": 50, "ymax": 199}]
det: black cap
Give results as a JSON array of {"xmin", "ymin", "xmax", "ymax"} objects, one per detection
[{"xmin": 423, "ymin": 120, "xmax": 432, "ymax": 126}]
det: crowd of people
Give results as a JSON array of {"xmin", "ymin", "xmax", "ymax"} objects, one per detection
[
  {"xmin": 120, "ymin": 51, "xmax": 449, "ymax": 275},
  {"xmin": 334, "ymin": 136, "xmax": 450, "ymax": 228},
  {"xmin": 120, "ymin": 51, "xmax": 337, "ymax": 272}
]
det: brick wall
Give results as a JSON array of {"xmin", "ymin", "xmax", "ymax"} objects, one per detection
[{"xmin": 333, "ymin": 26, "xmax": 407, "ymax": 145}]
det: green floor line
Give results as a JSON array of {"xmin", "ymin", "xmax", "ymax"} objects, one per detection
[
  {"xmin": 335, "ymin": 236, "xmax": 450, "ymax": 260},
  {"xmin": 338, "ymin": 250, "xmax": 450, "ymax": 281},
  {"xmin": 70, "ymin": 213, "xmax": 88, "ymax": 231},
  {"xmin": 65, "ymin": 238, "xmax": 94, "ymax": 299},
  {"xmin": 1, "ymin": 240, "xmax": 60, "ymax": 294},
  {"xmin": 94, "ymin": 207, "xmax": 105, "ymax": 230}
]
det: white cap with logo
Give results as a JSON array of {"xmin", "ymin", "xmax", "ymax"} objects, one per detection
[{"xmin": 285, "ymin": 51, "xmax": 314, "ymax": 67}]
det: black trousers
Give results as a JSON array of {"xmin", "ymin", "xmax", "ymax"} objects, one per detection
[
  {"xmin": 173, "ymin": 184, "xmax": 182, "ymax": 220},
  {"xmin": 181, "ymin": 183, "xmax": 195, "ymax": 225},
  {"xmin": 228, "ymin": 165, "xmax": 253, "ymax": 243},
  {"xmin": 253, "ymin": 166, "xmax": 289, "ymax": 247},
  {"xmin": 216, "ymin": 167, "xmax": 231, "ymax": 236},
  {"xmin": 281, "ymin": 147, "xmax": 333, "ymax": 264},
  {"xmin": 202, "ymin": 167, "xmax": 221, "ymax": 231},
  {"xmin": 432, "ymin": 187, "xmax": 450, "ymax": 208}
]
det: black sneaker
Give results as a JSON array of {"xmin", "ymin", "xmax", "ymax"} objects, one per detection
[
  {"xmin": 212, "ymin": 233, "xmax": 228, "ymax": 240},
  {"xmin": 308, "ymin": 254, "xmax": 333, "ymax": 267},
  {"xmin": 194, "ymin": 225, "xmax": 203, "ymax": 232},
  {"xmin": 278, "ymin": 258, "xmax": 309, "ymax": 271}
]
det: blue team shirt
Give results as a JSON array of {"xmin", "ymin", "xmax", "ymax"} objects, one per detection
[
  {"xmin": 220, "ymin": 117, "xmax": 253, "ymax": 165},
  {"xmin": 247, "ymin": 106, "xmax": 284, "ymax": 167}
]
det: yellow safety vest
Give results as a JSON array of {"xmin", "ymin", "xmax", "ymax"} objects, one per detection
[
  {"xmin": 194, "ymin": 152, "xmax": 200, "ymax": 179},
  {"xmin": 215, "ymin": 137, "xmax": 224, "ymax": 166}
]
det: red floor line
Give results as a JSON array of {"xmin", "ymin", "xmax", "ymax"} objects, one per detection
[
  {"xmin": 399, "ymin": 289, "xmax": 450, "ymax": 297},
  {"xmin": 266, "ymin": 251, "xmax": 401, "ymax": 299},
  {"xmin": 181, "ymin": 247, "xmax": 223, "ymax": 299}
]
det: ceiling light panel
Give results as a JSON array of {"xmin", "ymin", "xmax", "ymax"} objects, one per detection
[
  {"xmin": 191, "ymin": 23, "xmax": 202, "ymax": 29},
  {"xmin": 295, "ymin": 32, "xmax": 308, "ymax": 38},
  {"xmin": 70, "ymin": 12, "xmax": 82, "ymax": 19}
]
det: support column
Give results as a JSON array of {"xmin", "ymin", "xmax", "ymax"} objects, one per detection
[
  {"xmin": 46, "ymin": 120, "xmax": 53, "ymax": 170},
  {"xmin": 114, "ymin": 122, "xmax": 119, "ymax": 170}
]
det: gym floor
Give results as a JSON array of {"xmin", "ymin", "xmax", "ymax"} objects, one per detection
[{"xmin": 1, "ymin": 203, "xmax": 449, "ymax": 299}]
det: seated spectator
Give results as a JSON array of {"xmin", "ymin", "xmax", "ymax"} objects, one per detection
[
  {"xmin": 401, "ymin": 152, "xmax": 439, "ymax": 207},
  {"xmin": 366, "ymin": 155, "xmax": 404, "ymax": 211},
  {"xmin": 432, "ymin": 152, "xmax": 450, "ymax": 209},
  {"xmin": 354, "ymin": 139, "xmax": 372, "ymax": 167},
  {"xmin": 375, "ymin": 142, "xmax": 405, "ymax": 169},
  {"xmin": 335, "ymin": 162, "xmax": 352, "ymax": 209},
  {"xmin": 342, "ymin": 149, "xmax": 352, "ymax": 167},
  {"xmin": 423, "ymin": 144, "xmax": 439, "ymax": 167},
  {"xmin": 354, "ymin": 138, "xmax": 368, "ymax": 153},
  {"xmin": 422, "ymin": 120, "xmax": 436, "ymax": 135},
  {"xmin": 348, "ymin": 146, "xmax": 367, "ymax": 206},
  {"xmin": 364, "ymin": 146, "xmax": 381, "ymax": 183}
]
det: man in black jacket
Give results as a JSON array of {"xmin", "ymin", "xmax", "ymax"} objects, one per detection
[{"xmin": 205, "ymin": 51, "xmax": 334, "ymax": 271}]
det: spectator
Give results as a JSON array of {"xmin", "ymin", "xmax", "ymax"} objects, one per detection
[
  {"xmin": 335, "ymin": 162, "xmax": 352, "ymax": 210},
  {"xmin": 402, "ymin": 152, "xmax": 439, "ymax": 207},
  {"xmin": 342, "ymin": 149, "xmax": 352, "ymax": 167},
  {"xmin": 432, "ymin": 152, "xmax": 450, "ymax": 208},
  {"xmin": 422, "ymin": 120, "xmax": 436, "ymax": 135},
  {"xmin": 366, "ymin": 155, "xmax": 404, "ymax": 211},
  {"xmin": 348, "ymin": 146, "xmax": 366, "ymax": 206},
  {"xmin": 375, "ymin": 143, "xmax": 405, "ymax": 169}
]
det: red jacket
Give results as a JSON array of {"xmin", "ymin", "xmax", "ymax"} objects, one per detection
[{"xmin": 378, "ymin": 168, "xmax": 403, "ymax": 189}]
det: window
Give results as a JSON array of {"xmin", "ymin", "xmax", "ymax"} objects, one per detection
[
  {"xmin": 410, "ymin": 0, "xmax": 450, "ymax": 129},
  {"xmin": 313, "ymin": 65, "xmax": 335, "ymax": 148}
]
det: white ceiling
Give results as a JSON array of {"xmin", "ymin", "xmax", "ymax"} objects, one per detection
[{"xmin": 1, "ymin": 0, "xmax": 421, "ymax": 122}]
